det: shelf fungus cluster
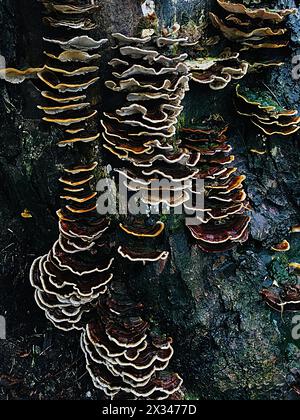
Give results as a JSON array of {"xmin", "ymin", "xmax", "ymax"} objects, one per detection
[
  {"xmin": 81, "ymin": 281, "xmax": 183, "ymax": 399},
  {"xmin": 102, "ymin": 33, "xmax": 250, "ymax": 255},
  {"xmin": 103, "ymin": 32, "xmax": 192, "ymax": 263},
  {"xmin": 30, "ymin": 200, "xmax": 113, "ymax": 331},
  {"xmin": 210, "ymin": 0, "xmax": 296, "ymax": 69},
  {"xmin": 185, "ymin": 50, "xmax": 248, "ymax": 90},
  {"xmin": 29, "ymin": 1, "xmax": 113, "ymax": 331},
  {"xmin": 25, "ymin": 6, "xmax": 184, "ymax": 400},
  {"xmin": 236, "ymin": 84, "xmax": 300, "ymax": 136},
  {"xmin": 180, "ymin": 122, "xmax": 250, "ymax": 253},
  {"xmin": 37, "ymin": 0, "xmax": 108, "ymax": 147}
]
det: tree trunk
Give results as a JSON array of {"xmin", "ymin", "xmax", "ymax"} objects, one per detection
[{"xmin": 0, "ymin": 0, "xmax": 299, "ymax": 400}]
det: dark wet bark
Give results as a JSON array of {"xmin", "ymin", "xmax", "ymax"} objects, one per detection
[{"xmin": 0, "ymin": 0, "xmax": 299, "ymax": 400}]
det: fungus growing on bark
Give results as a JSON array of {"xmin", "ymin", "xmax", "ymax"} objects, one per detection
[
  {"xmin": 103, "ymin": 32, "xmax": 192, "ymax": 266},
  {"xmin": 0, "ymin": 67, "xmax": 43, "ymax": 84},
  {"xmin": 44, "ymin": 50, "xmax": 101, "ymax": 63},
  {"xmin": 40, "ymin": 2, "xmax": 99, "ymax": 15},
  {"xmin": 118, "ymin": 246, "xmax": 169, "ymax": 263},
  {"xmin": 43, "ymin": 35, "xmax": 108, "ymax": 51},
  {"xmin": 291, "ymin": 226, "xmax": 300, "ymax": 234},
  {"xmin": 289, "ymin": 263, "xmax": 300, "ymax": 273},
  {"xmin": 186, "ymin": 52, "xmax": 248, "ymax": 90},
  {"xmin": 119, "ymin": 221, "xmax": 165, "ymax": 238},
  {"xmin": 80, "ymin": 284, "xmax": 183, "ymax": 399},
  {"xmin": 210, "ymin": 13, "xmax": 287, "ymax": 42},
  {"xmin": 29, "ymin": 1, "xmax": 112, "ymax": 331},
  {"xmin": 271, "ymin": 240, "xmax": 290, "ymax": 252},
  {"xmin": 261, "ymin": 285, "xmax": 300, "ymax": 312},
  {"xmin": 30, "ymin": 162, "xmax": 114, "ymax": 331},
  {"xmin": 210, "ymin": 1, "xmax": 294, "ymax": 69},
  {"xmin": 180, "ymin": 120, "xmax": 250, "ymax": 252},
  {"xmin": 21, "ymin": 209, "xmax": 33, "ymax": 219},
  {"xmin": 43, "ymin": 16, "xmax": 98, "ymax": 31},
  {"xmin": 188, "ymin": 215, "xmax": 250, "ymax": 252},
  {"xmin": 23, "ymin": 4, "xmax": 183, "ymax": 401},
  {"xmin": 235, "ymin": 84, "xmax": 300, "ymax": 136},
  {"xmin": 217, "ymin": 1, "xmax": 296, "ymax": 23}
]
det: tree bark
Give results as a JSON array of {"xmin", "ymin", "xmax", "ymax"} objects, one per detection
[{"xmin": 0, "ymin": 0, "xmax": 299, "ymax": 400}]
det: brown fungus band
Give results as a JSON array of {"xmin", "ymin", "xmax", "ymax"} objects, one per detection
[
  {"xmin": 81, "ymin": 281, "xmax": 183, "ymax": 400},
  {"xmin": 180, "ymin": 122, "xmax": 250, "ymax": 253},
  {"xmin": 261, "ymin": 285, "xmax": 300, "ymax": 313}
]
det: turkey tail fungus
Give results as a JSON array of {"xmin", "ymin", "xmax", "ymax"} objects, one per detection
[
  {"xmin": 81, "ymin": 281, "xmax": 183, "ymax": 399},
  {"xmin": 28, "ymin": 2, "xmax": 184, "ymax": 400},
  {"xmin": 185, "ymin": 51, "xmax": 249, "ymax": 90},
  {"xmin": 28, "ymin": 1, "xmax": 113, "ymax": 332},
  {"xmin": 2, "ymin": 0, "xmax": 299, "ymax": 403},
  {"xmin": 236, "ymin": 83, "xmax": 300, "ymax": 136},
  {"xmin": 261, "ymin": 285, "xmax": 300, "ymax": 313},
  {"xmin": 210, "ymin": 1, "xmax": 296, "ymax": 69},
  {"xmin": 181, "ymin": 122, "xmax": 250, "ymax": 252},
  {"xmin": 104, "ymin": 32, "xmax": 191, "ymax": 263}
]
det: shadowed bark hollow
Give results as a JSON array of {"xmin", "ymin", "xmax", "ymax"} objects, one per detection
[{"xmin": 0, "ymin": 0, "xmax": 299, "ymax": 400}]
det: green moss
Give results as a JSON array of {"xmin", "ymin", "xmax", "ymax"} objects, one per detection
[
  {"xmin": 185, "ymin": 392, "xmax": 200, "ymax": 401},
  {"xmin": 159, "ymin": 214, "xmax": 169, "ymax": 224},
  {"xmin": 168, "ymin": 214, "xmax": 185, "ymax": 233},
  {"xmin": 268, "ymin": 255, "xmax": 297, "ymax": 286},
  {"xmin": 176, "ymin": 113, "xmax": 187, "ymax": 131},
  {"xmin": 237, "ymin": 84, "xmax": 284, "ymax": 113}
]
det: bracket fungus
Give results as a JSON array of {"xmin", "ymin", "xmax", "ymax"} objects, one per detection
[
  {"xmin": 271, "ymin": 240, "xmax": 290, "ymax": 252},
  {"xmin": 22, "ymin": 2, "xmax": 185, "ymax": 400},
  {"xmin": 261, "ymin": 285, "xmax": 300, "ymax": 313},
  {"xmin": 0, "ymin": 67, "xmax": 43, "ymax": 84},
  {"xmin": 180, "ymin": 121, "xmax": 250, "ymax": 253},
  {"xmin": 29, "ymin": 2, "xmax": 112, "ymax": 331},
  {"xmin": 103, "ymin": 32, "xmax": 193, "ymax": 263},
  {"xmin": 216, "ymin": 1, "xmax": 296, "ymax": 23},
  {"xmin": 210, "ymin": 1, "xmax": 295, "ymax": 69},
  {"xmin": 186, "ymin": 50, "xmax": 248, "ymax": 90},
  {"xmin": 29, "ymin": 124, "xmax": 114, "ymax": 330},
  {"xmin": 3, "ymin": 0, "xmax": 261, "ymax": 400},
  {"xmin": 81, "ymin": 281, "xmax": 183, "ymax": 400},
  {"xmin": 236, "ymin": 84, "xmax": 300, "ymax": 136}
]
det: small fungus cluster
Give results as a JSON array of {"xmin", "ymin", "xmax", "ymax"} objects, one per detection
[
  {"xmin": 185, "ymin": 50, "xmax": 248, "ymax": 90},
  {"xmin": 210, "ymin": 1, "xmax": 295, "ymax": 46},
  {"xmin": 81, "ymin": 281, "xmax": 183, "ymax": 399},
  {"xmin": 30, "ymin": 1, "xmax": 114, "ymax": 332},
  {"xmin": 261, "ymin": 285, "xmax": 300, "ymax": 313},
  {"xmin": 236, "ymin": 84, "xmax": 300, "ymax": 136},
  {"xmin": 181, "ymin": 122, "xmax": 250, "ymax": 252},
  {"xmin": 37, "ymin": 0, "xmax": 107, "ymax": 146}
]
